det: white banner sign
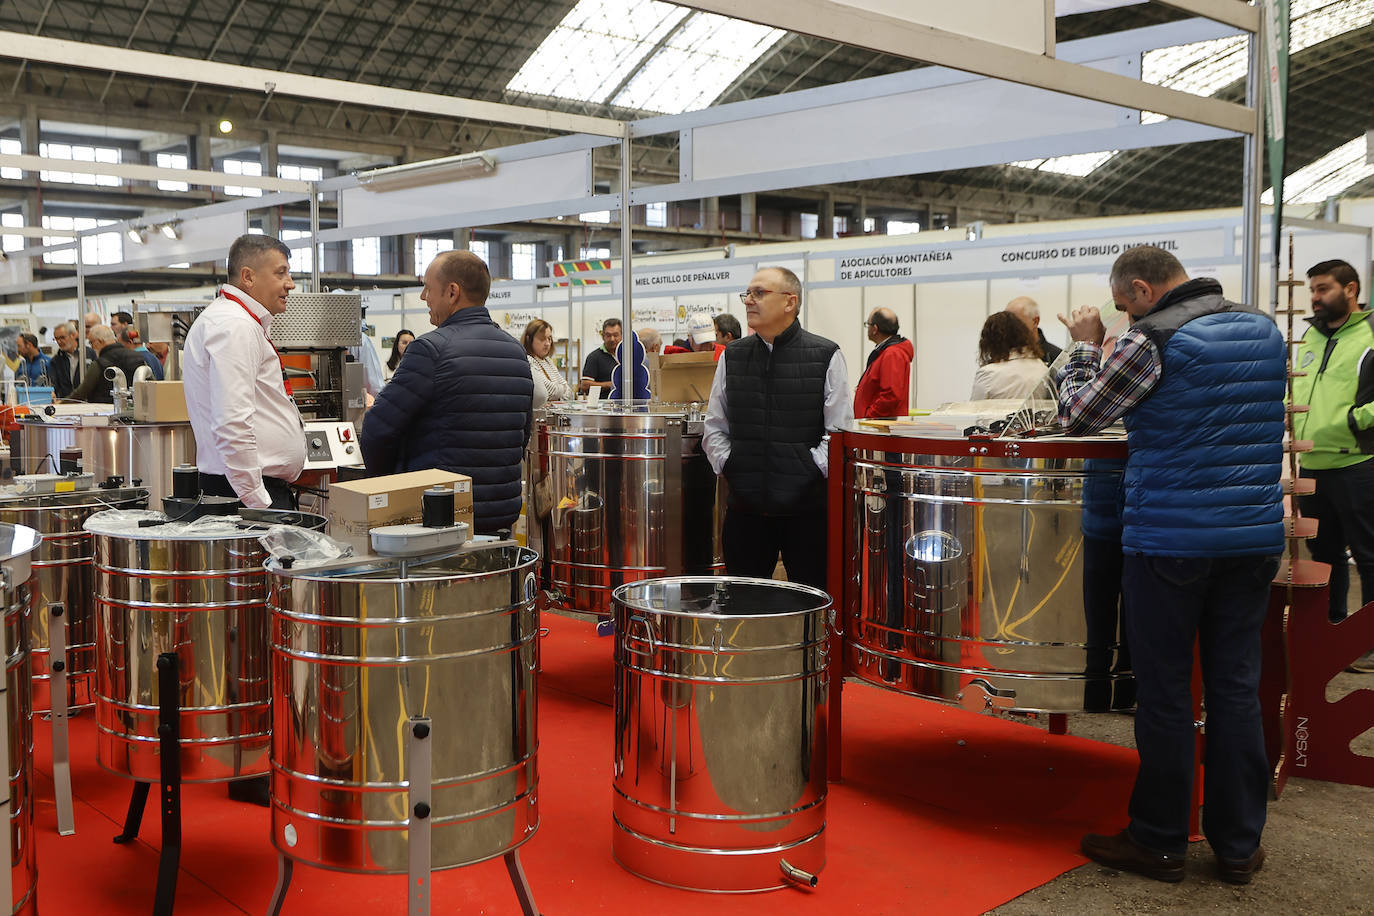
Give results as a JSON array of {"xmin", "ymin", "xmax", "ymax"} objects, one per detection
[
  {"xmin": 486, "ymin": 281, "xmax": 539, "ymax": 310},
  {"xmin": 823, "ymin": 228, "xmax": 1229, "ymax": 284},
  {"xmin": 631, "ymin": 260, "xmax": 756, "ymax": 295}
]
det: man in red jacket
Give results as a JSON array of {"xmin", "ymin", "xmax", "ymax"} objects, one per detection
[{"xmin": 854, "ymin": 308, "xmax": 913, "ymax": 418}]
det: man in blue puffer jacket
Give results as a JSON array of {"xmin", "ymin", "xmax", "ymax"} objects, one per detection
[
  {"xmin": 361, "ymin": 250, "xmax": 534, "ymax": 534},
  {"xmin": 1056, "ymin": 246, "xmax": 1285, "ymax": 887}
]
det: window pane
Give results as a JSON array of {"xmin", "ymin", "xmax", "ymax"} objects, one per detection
[
  {"xmin": 511, "ymin": 243, "xmax": 537, "ymax": 281},
  {"xmin": 157, "ymin": 152, "xmax": 190, "ymax": 192},
  {"xmin": 281, "ymin": 228, "xmax": 314, "ymax": 273},
  {"xmin": 352, "ymin": 237, "xmax": 381, "ymax": 275},
  {"xmin": 223, "ymin": 158, "xmax": 264, "ymax": 197},
  {"xmin": 414, "ymin": 236, "xmax": 454, "ymax": 270}
]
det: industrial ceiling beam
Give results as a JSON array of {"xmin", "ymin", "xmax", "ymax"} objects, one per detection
[
  {"xmin": 1153, "ymin": 0, "xmax": 1259, "ymax": 32},
  {"xmin": 670, "ymin": 0, "xmax": 1256, "ymax": 134},
  {"xmin": 0, "ymin": 29, "xmax": 626, "ymax": 138},
  {"xmin": 0, "ymin": 152, "xmax": 311, "ymax": 191}
]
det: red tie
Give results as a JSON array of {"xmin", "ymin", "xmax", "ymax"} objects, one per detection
[{"xmin": 221, "ymin": 288, "xmax": 290, "ymax": 396}]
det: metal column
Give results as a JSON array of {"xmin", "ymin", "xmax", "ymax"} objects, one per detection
[
  {"xmin": 619, "ymin": 130, "xmax": 633, "ymax": 402},
  {"xmin": 310, "ymin": 188, "xmax": 321, "ymax": 293},
  {"xmin": 1240, "ymin": 29, "xmax": 1264, "ymax": 308}
]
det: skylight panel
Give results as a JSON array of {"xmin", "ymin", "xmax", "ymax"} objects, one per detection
[
  {"xmin": 1140, "ymin": 0, "xmax": 1374, "ymax": 124},
  {"xmin": 1262, "ymin": 135, "xmax": 1374, "ymax": 204},
  {"xmin": 507, "ymin": 0, "xmax": 689, "ymax": 104},
  {"xmin": 1019, "ymin": 0, "xmax": 1374, "ymax": 179},
  {"xmin": 611, "ymin": 13, "xmax": 784, "ymax": 113},
  {"xmin": 1011, "ymin": 151, "xmax": 1118, "ymax": 177}
]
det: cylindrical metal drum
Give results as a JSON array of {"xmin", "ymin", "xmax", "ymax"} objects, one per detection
[
  {"xmin": 267, "ymin": 544, "xmax": 540, "ymax": 873},
  {"xmin": 86, "ymin": 509, "xmax": 325, "ymax": 782},
  {"xmin": 19, "ymin": 419, "xmax": 195, "ymax": 507},
  {"xmin": 527, "ymin": 402, "xmax": 725, "ymax": 615},
  {"xmin": 612, "ymin": 577, "xmax": 829, "ymax": 893},
  {"xmin": 846, "ymin": 437, "xmax": 1132, "ymax": 713},
  {"xmin": 0, "ymin": 523, "xmax": 41, "ymax": 915},
  {"xmin": 0, "ymin": 488, "xmax": 148, "ymax": 711}
]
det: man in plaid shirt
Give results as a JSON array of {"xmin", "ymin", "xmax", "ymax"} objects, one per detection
[{"xmin": 1058, "ymin": 246, "xmax": 1285, "ymax": 887}]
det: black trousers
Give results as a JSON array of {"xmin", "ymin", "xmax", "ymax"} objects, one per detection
[
  {"xmin": 722, "ymin": 506, "xmax": 828, "ymax": 595},
  {"xmin": 198, "ymin": 472, "xmax": 296, "ymax": 510},
  {"xmin": 1299, "ymin": 461, "xmax": 1374, "ymax": 621}
]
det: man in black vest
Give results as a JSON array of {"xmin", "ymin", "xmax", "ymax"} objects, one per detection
[
  {"xmin": 702, "ymin": 266, "xmax": 852, "ymax": 593},
  {"xmin": 361, "ymin": 250, "xmax": 534, "ymax": 534}
]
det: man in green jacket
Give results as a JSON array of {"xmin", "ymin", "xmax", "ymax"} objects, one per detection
[{"xmin": 1293, "ymin": 260, "xmax": 1374, "ymax": 668}]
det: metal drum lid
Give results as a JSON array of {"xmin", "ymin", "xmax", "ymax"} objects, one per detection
[{"xmin": 613, "ymin": 576, "xmax": 829, "ymax": 620}]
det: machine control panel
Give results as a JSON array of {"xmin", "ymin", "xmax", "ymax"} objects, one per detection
[{"xmin": 302, "ymin": 421, "xmax": 364, "ymax": 471}]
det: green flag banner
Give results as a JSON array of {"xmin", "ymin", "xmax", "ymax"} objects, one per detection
[{"xmin": 1262, "ymin": 0, "xmax": 1289, "ymax": 282}]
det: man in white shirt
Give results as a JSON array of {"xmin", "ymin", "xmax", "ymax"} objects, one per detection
[
  {"xmin": 702, "ymin": 266, "xmax": 852, "ymax": 593},
  {"xmin": 182, "ymin": 234, "xmax": 306, "ymax": 510}
]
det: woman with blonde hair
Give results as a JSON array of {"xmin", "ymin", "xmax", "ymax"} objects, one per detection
[{"xmin": 523, "ymin": 319, "xmax": 573, "ymax": 402}]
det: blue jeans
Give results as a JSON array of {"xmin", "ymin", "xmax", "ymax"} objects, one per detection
[{"xmin": 1121, "ymin": 553, "xmax": 1278, "ymax": 860}]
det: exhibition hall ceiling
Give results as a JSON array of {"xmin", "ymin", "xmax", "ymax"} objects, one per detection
[{"xmin": 1, "ymin": 0, "xmax": 1371, "ymax": 217}]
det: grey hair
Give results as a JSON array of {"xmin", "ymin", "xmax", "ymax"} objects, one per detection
[
  {"xmin": 90, "ymin": 325, "xmax": 116, "ymax": 346},
  {"xmin": 1109, "ymin": 246, "xmax": 1186, "ymax": 293},
  {"xmin": 227, "ymin": 233, "xmax": 291, "ymax": 281}
]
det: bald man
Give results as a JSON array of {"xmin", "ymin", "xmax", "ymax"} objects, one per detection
[
  {"xmin": 361, "ymin": 249, "xmax": 534, "ymax": 534},
  {"xmin": 82, "ymin": 310, "xmax": 103, "ymax": 345},
  {"xmin": 854, "ymin": 307, "xmax": 912, "ymax": 418},
  {"xmin": 1006, "ymin": 296, "xmax": 1063, "ymax": 365}
]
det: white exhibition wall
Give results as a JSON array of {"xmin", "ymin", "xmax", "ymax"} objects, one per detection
[{"xmin": 333, "ymin": 207, "xmax": 1372, "ymax": 410}]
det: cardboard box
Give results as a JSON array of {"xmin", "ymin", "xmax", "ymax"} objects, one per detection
[
  {"xmin": 656, "ymin": 351, "xmax": 717, "ymax": 404},
  {"xmin": 132, "ymin": 381, "xmax": 190, "ymax": 423},
  {"xmin": 327, "ymin": 469, "xmax": 473, "ymax": 551}
]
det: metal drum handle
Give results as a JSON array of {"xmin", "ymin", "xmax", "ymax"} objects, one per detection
[{"xmin": 623, "ymin": 614, "xmax": 657, "ymax": 659}]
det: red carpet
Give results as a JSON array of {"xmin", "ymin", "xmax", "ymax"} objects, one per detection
[{"xmin": 28, "ymin": 614, "xmax": 1138, "ymax": 914}]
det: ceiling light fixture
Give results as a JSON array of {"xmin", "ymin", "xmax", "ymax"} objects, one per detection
[
  {"xmin": 126, "ymin": 226, "xmax": 148, "ymax": 244},
  {"xmin": 158, "ymin": 220, "xmax": 183, "ymax": 240},
  {"xmin": 218, "ymin": 119, "xmax": 234, "ymax": 134},
  {"xmin": 356, "ymin": 153, "xmax": 497, "ymax": 193}
]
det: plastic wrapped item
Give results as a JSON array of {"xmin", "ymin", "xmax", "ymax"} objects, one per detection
[
  {"xmin": 82, "ymin": 509, "xmax": 168, "ymax": 537},
  {"xmin": 258, "ymin": 526, "xmax": 354, "ymax": 568}
]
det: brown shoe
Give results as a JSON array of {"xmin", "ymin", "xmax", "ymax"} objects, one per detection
[
  {"xmin": 1081, "ymin": 830, "xmax": 1185, "ymax": 883},
  {"xmin": 1217, "ymin": 846, "xmax": 1265, "ymax": 885}
]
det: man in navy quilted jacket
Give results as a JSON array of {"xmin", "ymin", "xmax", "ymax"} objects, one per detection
[{"xmin": 361, "ymin": 250, "xmax": 534, "ymax": 534}]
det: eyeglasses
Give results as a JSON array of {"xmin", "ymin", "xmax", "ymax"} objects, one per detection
[{"xmin": 739, "ymin": 287, "xmax": 785, "ymax": 303}]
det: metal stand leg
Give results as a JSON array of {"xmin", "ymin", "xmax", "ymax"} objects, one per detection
[
  {"xmin": 407, "ymin": 717, "xmax": 432, "ymax": 916},
  {"xmin": 265, "ymin": 852, "xmax": 294, "ymax": 916},
  {"xmin": 48, "ymin": 602, "xmax": 76, "ymax": 836},
  {"xmin": 112, "ymin": 782, "xmax": 150, "ymax": 844},
  {"xmin": 154, "ymin": 651, "xmax": 183, "ymax": 916},
  {"xmin": 504, "ymin": 849, "xmax": 539, "ymax": 916}
]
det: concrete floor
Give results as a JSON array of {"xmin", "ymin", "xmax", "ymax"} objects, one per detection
[{"xmin": 992, "ymin": 595, "xmax": 1374, "ymax": 915}]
